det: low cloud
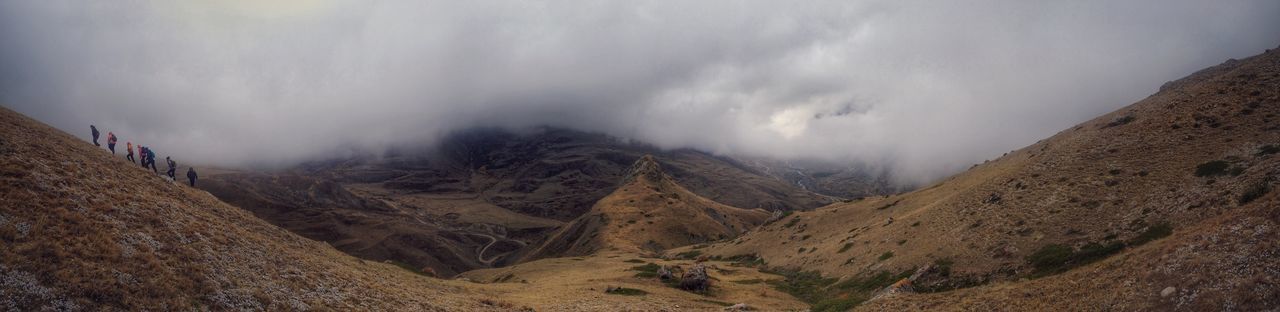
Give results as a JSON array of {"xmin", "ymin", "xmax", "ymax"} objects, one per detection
[{"xmin": 3, "ymin": 1, "xmax": 1278, "ymax": 185}]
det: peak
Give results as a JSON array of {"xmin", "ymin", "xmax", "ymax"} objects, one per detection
[{"xmin": 623, "ymin": 155, "xmax": 666, "ymax": 183}]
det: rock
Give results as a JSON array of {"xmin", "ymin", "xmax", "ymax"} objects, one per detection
[
  {"xmin": 724, "ymin": 303, "xmax": 752, "ymax": 311},
  {"xmin": 680, "ymin": 264, "xmax": 710, "ymax": 292},
  {"xmin": 420, "ymin": 267, "xmax": 438, "ymax": 278},
  {"xmin": 1161, "ymin": 286, "xmax": 1177, "ymax": 297},
  {"xmin": 868, "ymin": 265, "xmax": 931, "ymax": 303},
  {"xmin": 658, "ymin": 266, "xmax": 674, "ymax": 280}
]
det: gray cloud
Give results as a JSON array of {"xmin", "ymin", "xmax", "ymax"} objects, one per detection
[{"xmin": 2, "ymin": 1, "xmax": 1278, "ymax": 185}]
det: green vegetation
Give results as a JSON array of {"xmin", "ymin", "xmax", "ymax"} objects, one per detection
[
  {"xmin": 730, "ymin": 279, "xmax": 764, "ymax": 284},
  {"xmin": 1194, "ymin": 160, "xmax": 1243, "ymax": 177},
  {"xmin": 631, "ymin": 263, "xmax": 661, "ymax": 278},
  {"xmin": 1258, "ymin": 144, "xmax": 1280, "ymax": 156},
  {"xmin": 623, "ymin": 259, "xmax": 646, "ymax": 263},
  {"xmin": 838, "ymin": 242, "xmax": 854, "ymax": 253},
  {"xmin": 1129, "ymin": 223, "xmax": 1173, "ymax": 246},
  {"xmin": 878, "ymin": 251, "xmax": 894, "ymax": 261},
  {"xmin": 764, "ymin": 270, "xmax": 837, "ymax": 304},
  {"xmin": 783, "ymin": 216, "xmax": 802, "ymax": 228},
  {"xmin": 1103, "ymin": 115, "xmax": 1135, "ymax": 128},
  {"xmin": 604, "ymin": 287, "xmax": 648, "ymax": 296},
  {"xmin": 674, "ymin": 250, "xmax": 703, "ymax": 260},
  {"xmin": 1239, "ymin": 181, "xmax": 1271, "ymax": 205},
  {"xmin": 1028, "ymin": 223, "xmax": 1172, "ymax": 277},
  {"xmin": 764, "ymin": 268, "xmax": 912, "ymax": 312},
  {"xmin": 723, "ymin": 254, "xmax": 766, "ymax": 267}
]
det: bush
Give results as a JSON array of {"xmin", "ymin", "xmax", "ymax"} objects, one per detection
[
  {"xmin": 1258, "ymin": 144, "xmax": 1280, "ymax": 156},
  {"xmin": 783, "ymin": 217, "xmax": 802, "ymax": 228},
  {"xmin": 838, "ymin": 243, "xmax": 854, "ymax": 253},
  {"xmin": 878, "ymin": 251, "xmax": 894, "ymax": 261},
  {"xmin": 604, "ymin": 287, "xmax": 647, "ymax": 296},
  {"xmin": 1129, "ymin": 223, "xmax": 1172, "ymax": 246},
  {"xmin": 1239, "ymin": 182, "xmax": 1271, "ymax": 205},
  {"xmin": 764, "ymin": 268, "xmax": 910, "ymax": 311},
  {"xmin": 1027, "ymin": 226, "xmax": 1168, "ymax": 278},
  {"xmin": 674, "ymin": 250, "xmax": 702, "ymax": 260},
  {"xmin": 1194, "ymin": 160, "xmax": 1241, "ymax": 177},
  {"xmin": 1103, "ymin": 115, "xmax": 1135, "ymax": 128},
  {"xmin": 724, "ymin": 254, "xmax": 766, "ymax": 267},
  {"xmin": 764, "ymin": 270, "xmax": 837, "ymax": 304},
  {"xmin": 1026, "ymin": 244, "xmax": 1074, "ymax": 274},
  {"xmin": 630, "ymin": 263, "xmax": 661, "ymax": 278}
]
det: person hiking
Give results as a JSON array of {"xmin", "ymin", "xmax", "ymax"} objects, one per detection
[
  {"xmin": 166, "ymin": 157, "xmax": 177, "ymax": 180},
  {"xmin": 126, "ymin": 142, "xmax": 135, "ymax": 163},
  {"xmin": 186, "ymin": 167, "xmax": 198, "ymax": 187},
  {"xmin": 90, "ymin": 125, "xmax": 100, "ymax": 146},
  {"xmin": 138, "ymin": 146, "xmax": 148, "ymax": 168},
  {"xmin": 147, "ymin": 148, "xmax": 158, "ymax": 173},
  {"xmin": 107, "ymin": 132, "xmax": 117, "ymax": 155}
]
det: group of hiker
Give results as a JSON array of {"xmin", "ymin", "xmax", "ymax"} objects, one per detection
[{"xmin": 91, "ymin": 125, "xmax": 198, "ymax": 187}]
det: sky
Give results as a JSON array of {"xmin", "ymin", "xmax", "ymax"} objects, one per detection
[{"xmin": 2, "ymin": 1, "xmax": 1278, "ymax": 185}]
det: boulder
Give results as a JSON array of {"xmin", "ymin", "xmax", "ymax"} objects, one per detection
[{"xmin": 680, "ymin": 264, "xmax": 710, "ymax": 292}]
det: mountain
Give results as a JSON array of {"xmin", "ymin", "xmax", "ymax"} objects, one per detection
[
  {"xmin": 738, "ymin": 158, "xmax": 904, "ymax": 198},
  {"xmin": 0, "ymin": 107, "xmax": 507, "ymax": 311},
  {"xmin": 691, "ymin": 47, "xmax": 1280, "ymax": 310},
  {"xmin": 524, "ymin": 155, "xmax": 773, "ymax": 259},
  {"xmin": 200, "ymin": 127, "xmax": 873, "ymax": 277}
]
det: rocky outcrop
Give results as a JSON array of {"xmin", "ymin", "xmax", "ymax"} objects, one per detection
[{"xmin": 680, "ymin": 264, "xmax": 710, "ymax": 292}]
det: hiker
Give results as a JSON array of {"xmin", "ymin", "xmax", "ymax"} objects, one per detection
[
  {"xmin": 107, "ymin": 132, "xmax": 117, "ymax": 155},
  {"xmin": 186, "ymin": 167, "xmax": 198, "ymax": 187},
  {"xmin": 90, "ymin": 125, "xmax": 100, "ymax": 146},
  {"xmin": 166, "ymin": 157, "xmax": 176, "ymax": 179},
  {"xmin": 138, "ymin": 146, "xmax": 148, "ymax": 168},
  {"xmin": 147, "ymin": 148, "xmax": 158, "ymax": 173},
  {"xmin": 126, "ymin": 142, "xmax": 135, "ymax": 163}
]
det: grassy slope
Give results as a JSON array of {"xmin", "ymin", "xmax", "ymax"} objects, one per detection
[
  {"xmin": 694, "ymin": 48, "xmax": 1280, "ymax": 310},
  {"xmin": 459, "ymin": 251, "xmax": 808, "ymax": 311},
  {"xmin": 525, "ymin": 156, "xmax": 772, "ymax": 259},
  {"xmin": 0, "ymin": 106, "xmax": 510, "ymax": 311}
]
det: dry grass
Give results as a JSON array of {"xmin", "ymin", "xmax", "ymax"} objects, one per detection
[
  {"xmin": 524, "ymin": 155, "xmax": 771, "ymax": 259},
  {"xmin": 697, "ymin": 47, "xmax": 1280, "ymax": 310},
  {"xmin": 0, "ymin": 107, "xmax": 510, "ymax": 311}
]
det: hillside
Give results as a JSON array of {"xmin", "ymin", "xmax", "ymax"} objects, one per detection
[
  {"xmin": 525, "ymin": 155, "xmax": 772, "ymax": 259},
  {"xmin": 0, "ymin": 105, "xmax": 815, "ymax": 311},
  {"xmin": 692, "ymin": 48, "xmax": 1280, "ymax": 310},
  {"xmin": 0, "ymin": 107, "xmax": 509, "ymax": 310},
  {"xmin": 199, "ymin": 172, "xmax": 561, "ymax": 277}
]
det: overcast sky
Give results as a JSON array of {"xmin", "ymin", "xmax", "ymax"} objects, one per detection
[{"xmin": 2, "ymin": 1, "xmax": 1278, "ymax": 185}]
